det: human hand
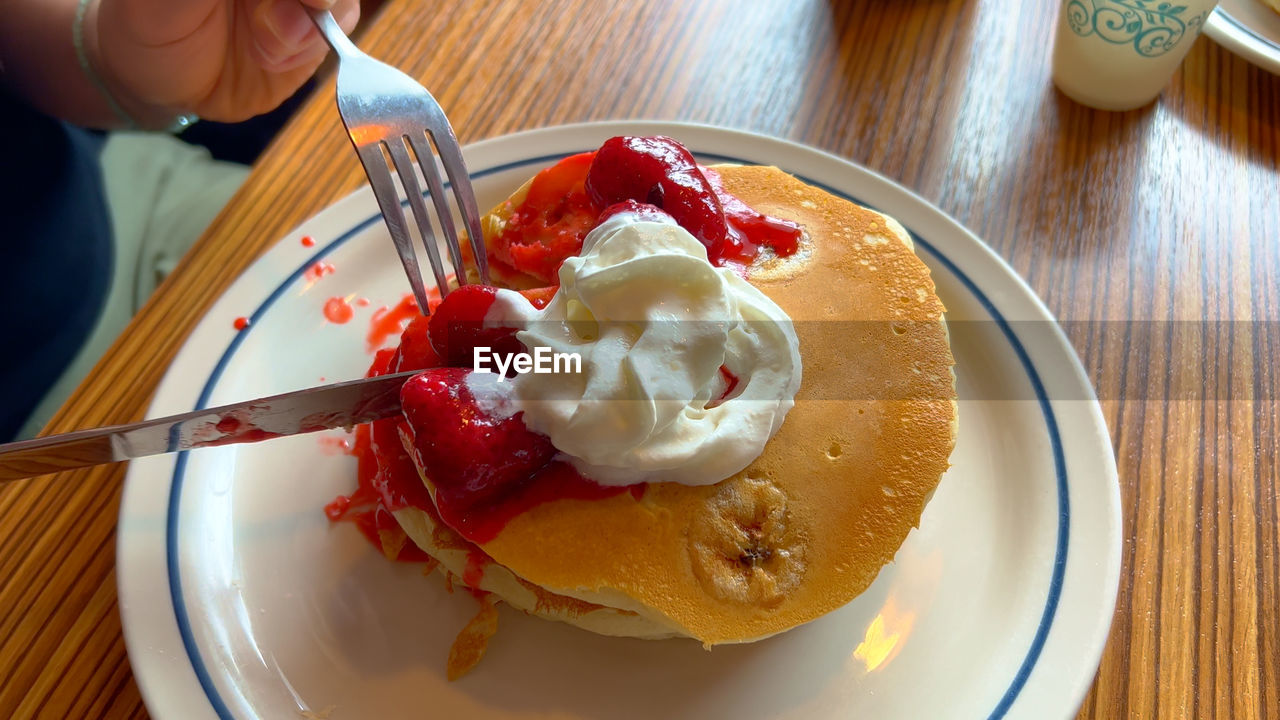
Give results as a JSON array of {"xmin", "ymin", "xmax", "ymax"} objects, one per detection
[{"xmin": 90, "ymin": 0, "xmax": 360, "ymax": 124}]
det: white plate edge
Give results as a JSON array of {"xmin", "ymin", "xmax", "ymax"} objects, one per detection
[{"xmin": 1205, "ymin": 5, "xmax": 1280, "ymax": 75}]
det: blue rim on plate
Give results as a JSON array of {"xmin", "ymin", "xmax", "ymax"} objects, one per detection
[{"xmin": 165, "ymin": 152, "xmax": 1069, "ymax": 720}]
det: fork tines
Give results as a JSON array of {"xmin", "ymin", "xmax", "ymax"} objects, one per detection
[
  {"xmin": 308, "ymin": 8, "xmax": 489, "ymax": 316},
  {"xmin": 355, "ymin": 128, "xmax": 489, "ymax": 315}
]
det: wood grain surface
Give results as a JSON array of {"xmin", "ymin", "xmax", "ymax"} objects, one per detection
[{"xmin": 2, "ymin": 0, "xmax": 1278, "ymax": 717}]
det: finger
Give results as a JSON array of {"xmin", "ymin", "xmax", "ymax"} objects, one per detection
[
  {"xmin": 257, "ymin": 38, "xmax": 328, "ymax": 75},
  {"xmin": 332, "ymin": 0, "xmax": 361, "ymax": 33},
  {"xmin": 296, "ymin": 0, "xmax": 338, "ymax": 8},
  {"xmin": 250, "ymin": 0, "xmax": 322, "ymax": 68},
  {"xmin": 111, "ymin": 0, "xmax": 223, "ymax": 45}
]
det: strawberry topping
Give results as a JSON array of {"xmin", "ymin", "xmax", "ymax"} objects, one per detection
[
  {"xmin": 490, "ymin": 151, "xmax": 601, "ymax": 283},
  {"xmin": 427, "ymin": 284, "xmax": 526, "ymax": 371},
  {"xmin": 400, "ymin": 368, "xmax": 557, "ymax": 511},
  {"xmin": 585, "ymin": 136, "xmax": 731, "ymax": 258},
  {"xmin": 329, "ymin": 135, "xmax": 798, "ymax": 550}
]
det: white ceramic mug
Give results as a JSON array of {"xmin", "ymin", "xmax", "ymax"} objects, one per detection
[{"xmin": 1052, "ymin": 0, "xmax": 1220, "ymax": 111}]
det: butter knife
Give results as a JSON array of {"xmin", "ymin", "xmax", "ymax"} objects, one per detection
[{"xmin": 0, "ymin": 370, "xmax": 419, "ymax": 482}]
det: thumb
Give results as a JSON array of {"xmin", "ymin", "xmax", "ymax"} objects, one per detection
[
  {"xmin": 251, "ymin": 0, "xmax": 319, "ymax": 67},
  {"xmin": 106, "ymin": 0, "xmax": 223, "ymax": 46},
  {"xmin": 250, "ymin": 0, "xmax": 358, "ymax": 72}
]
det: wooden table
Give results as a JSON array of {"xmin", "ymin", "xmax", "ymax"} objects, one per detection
[{"xmin": 3, "ymin": 0, "xmax": 1277, "ymax": 717}]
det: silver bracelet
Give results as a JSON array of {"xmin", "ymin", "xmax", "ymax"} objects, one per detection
[{"xmin": 72, "ymin": 0, "xmax": 198, "ymax": 132}]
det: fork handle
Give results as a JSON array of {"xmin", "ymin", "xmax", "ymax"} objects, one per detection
[{"xmin": 307, "ymin": 8, "xmax": 361, "ymax": 59}]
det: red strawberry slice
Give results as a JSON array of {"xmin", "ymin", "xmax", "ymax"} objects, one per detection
[
  {"xmin": 390, "ymin": 315, "xmax": 442, "ymax": 372},
  {"xmin": 585, "ymin": 135, "xmax": 731, "ymax": 259},
  {"xmin": 491, "ymin": 151, "xmax": 600, "ymax": 283},
  {"xmin": 399, "ymin": 368, "xmax": 556, "ymax": 511},
  {"xmin": 427, "ymin": 284, "xmax": 526, "ymax": 370},
  {"xmin": 516, "ymin": 285, "xmax": 557, "ymax": 309}
]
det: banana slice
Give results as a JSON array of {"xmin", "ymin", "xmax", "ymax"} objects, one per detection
[{"xmin": 688, "ymin": 476, "xmax": 806, "ymax": 608}]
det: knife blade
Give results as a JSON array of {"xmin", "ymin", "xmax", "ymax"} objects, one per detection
[{"xmin": 0, "ymin": 370, "xmax": 420, "ymax": 482}]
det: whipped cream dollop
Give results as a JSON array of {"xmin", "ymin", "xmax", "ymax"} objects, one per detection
[{"xmin": 467, "ymin": 211, "xmax": 802, "ymax": 487}]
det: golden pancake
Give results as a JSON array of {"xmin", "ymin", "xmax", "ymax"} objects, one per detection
[
  {"xmin": 403, "ymin": 164, "xmax": 956, "ymax": 645},
  {"xmin": 390, "ymin": 503, "xmax": 681, "ymax": 639}
]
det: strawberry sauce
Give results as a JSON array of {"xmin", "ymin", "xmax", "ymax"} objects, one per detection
[
  {"xmin": 327, "ymin": 135, "xmax": 788, "ymax": 553},
  {"xmin": 367, "ymin": 294, "xmax": 423, "ymax": 353},
  {"xmin": 191, "ymin": 413, "xmax": 283, "ymax": 447},
  {"xmin": 584, "ymin": 136, "xmax": 803, "ymax": 266},
  {"xmin": 703, "ymin": 166, "xmax": 802, "ymax": 260},
  {"xmin": 321, "ymin": 424, "xmax": 431, "ymax": 563},
  {"xmin": 324, "ymin": 349, "xmax": 434, "ymax": 562},
  {"xmin": 317, "ymin": 434, "xmax": 353, "ymax": 455},
  {"xmin": 491, "ymin": 151, "xmax": 599, "ymax": 284},
  {"xmin": 463, "ymin": 550, "xmax": 487, "ymax": 587},
  {"xmin": 323, "ymin": 296, "xmax": 354, "ymax": 324},
  {"xmin": 304, "ymin": 260, "xmax": 336, "ymax": 283},
  {"xmin": 709, "ymin": 365, "xmax": 740, "ymax": 408},
  {"xmin": 436, "ymin": 461, "xmax": 631, "ymax": 545}
]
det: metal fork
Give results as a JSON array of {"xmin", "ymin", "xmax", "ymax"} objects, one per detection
[{"xmin": 308, "ymin": 9, "xmax": 489, "ymax": 313}]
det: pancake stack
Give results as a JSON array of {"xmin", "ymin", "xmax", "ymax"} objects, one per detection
[{"xmin": 394, "ymin": 164, "xmax": 957, "ymax": 649}]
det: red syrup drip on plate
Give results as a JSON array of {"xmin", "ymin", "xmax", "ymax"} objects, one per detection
[
  {"xmin": 304, "ymin": 260, "xmax": 336, "ymax": 283},
  {"xmin": 331, "ymin": 420, "xmax": 434, "ymax": 513},
  {"xmin": 301, "ymin": 235, "xmax": 316, "ymax": 248},
  {"xmin": 323, "ymin": 296, "xmax": 354, "ymax": 324},
  {"xmin": 233, "ymin": 316, "xmax": 250, "ymax": 331},
  {"xmin": 317, "ymin": 434, "xmax": 352, "ymax": 455}
]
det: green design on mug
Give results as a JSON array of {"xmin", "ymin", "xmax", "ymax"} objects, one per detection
[{"xmin": 1065, "ymin": 0, "xmax": 1208, "ymax": 57}]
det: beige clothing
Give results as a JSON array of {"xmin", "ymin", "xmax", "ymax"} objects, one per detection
[{"xmin": 19, "ymin": 131, "xmax": 247, "ymax": 438}]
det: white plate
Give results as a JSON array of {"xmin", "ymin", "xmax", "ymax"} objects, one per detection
[
  {"xmin": 1206, "ymin": 0, "xmax": 1280, "ymax": 74},
  {"xmin": 118, "ymin": 122, "xmax": 1121, "ymax": 720}
]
